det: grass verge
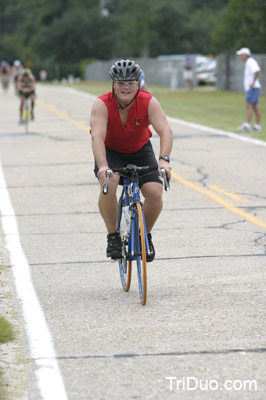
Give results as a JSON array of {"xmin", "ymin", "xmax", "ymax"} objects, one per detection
[
  {"xmin": 67, "ymin": 81, "xmax": 266, "ymax": 142},
  {"xmin": 0, "ymin": 316, "xmax": 15, "ymax": 400},
  {"xmin": 0, "ymin": 370, "xmax": 4, "ymax": 400},
  {"xmin": 0, "ymin": 316, "xmax": 15, "ymax": 343}
]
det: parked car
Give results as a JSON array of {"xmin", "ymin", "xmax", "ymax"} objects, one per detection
[{"xmin": 196, "ymin": 58, "xmax": 217, "ymax": 85}]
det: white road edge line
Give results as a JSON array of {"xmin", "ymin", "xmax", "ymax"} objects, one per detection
[
  {"xmin": 62, "ymin": 86, "xmax": 266, "ymax": 147},
  {"xmin": 0, "ymin": 162, "xmax": 68, "ymax": 400}
]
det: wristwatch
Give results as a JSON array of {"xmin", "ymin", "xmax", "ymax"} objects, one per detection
[{"xmin": 159, "ymin": 155, "xmax": 170, "ymax": 163}]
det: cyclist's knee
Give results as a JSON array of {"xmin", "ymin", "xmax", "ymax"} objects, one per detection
[
  {"xmin": 110, "ymin": 173, "xmax": 119, "ymax": 186},
  {"xmin": 142, "ymin": 182, "xmax": 163, "ymax": 199}
]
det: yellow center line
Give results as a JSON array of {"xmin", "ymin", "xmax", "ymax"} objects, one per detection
[
  {"xmin": 209, "ymin": 184, "xmax": 248, "ymax": 202},
  {"xmin": 37, "ymin": 98, "xmax": 90, "ymax": 133},
  {"xmin": 37, "ymin": 97, "xmax": 266, "ymax": 230},
  {"xmin": 171, "ymin": 171, "xmax": 266, "ymax": 230}
]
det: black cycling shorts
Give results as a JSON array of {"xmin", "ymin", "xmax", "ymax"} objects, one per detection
[
  {"xmin": 19, "ymin": 91, "xmax": 35, "ymax": 98},
  {"xmin": 94, "ymin": 140, "xmax": 162, "ymax": 187}
]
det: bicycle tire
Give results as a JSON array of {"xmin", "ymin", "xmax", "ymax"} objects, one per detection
[
  {"xmin": 119, "ymin": 257, "xmax": 132, "ymax": 292},
  {"xmin": 22, "ymin": 109, "xmax": 28, "ymax": 133},
  {"xmin": 2, "ymin": 78, "xmax": 9, "ymax": 92},
  {"xmin": 135, "ymin": 202, "xmax": 147, "ymax": 305},
  {"xmin": 118, "ymin": 203, "xmax": 132, "ymax": 292},
  {"xmin": 22, "ymin": 100, "xmax": 31, "ymax": 133}
]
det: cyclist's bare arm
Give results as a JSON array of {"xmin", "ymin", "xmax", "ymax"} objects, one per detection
[
  {"xmin": 30, "ymin": 76, "xmax": 36, "ymax": 92},
  {"xmin": 17, "ymin": 76, "xmax": 22, "ymax": 91},
  {"xmin": 148, "ymin": 97, "xmax": 173, "ymax": 178},
  {"xmin": 90, "ymin": 98, "xmax": 109, "ymax": 185}
]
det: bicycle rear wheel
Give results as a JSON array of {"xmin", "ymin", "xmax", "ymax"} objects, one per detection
[
  {"xmin": 2, "ymin": 77, "xmax": 9, "ymax": 92},
  {"xmin": 118, "ymin": 203, "xmax": 132, "ymax": 292},
  {"xmin": 135, "ymin": 203, "xmax": 147, "ymax": 305}
]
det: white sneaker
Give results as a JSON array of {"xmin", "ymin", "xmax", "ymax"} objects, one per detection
[
  {"xmin": 237, "ymin": 123, "xmax": 251, "ymax": 132},
  {"xmin": 253, "ymin": 124, "xmax": 261, "ymax": 132}
]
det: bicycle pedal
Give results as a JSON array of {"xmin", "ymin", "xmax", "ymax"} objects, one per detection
[{"xmin": 111, "ymin": 255, "xmax": 122, "ymax": 261}]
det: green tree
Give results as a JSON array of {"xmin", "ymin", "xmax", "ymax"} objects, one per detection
[
  {"xmin": 185, "ymin": 7, "xmax": 219, "ymax": 54},
  {"xmin": 2, "ymin": 0, "xmax": 263, "ymax": 78},
  {"xmin": 211, "ymin": 0, "xmax": 266, "ymax": 53},
  {"xmin": 0, "ymin": 0, "xmax": 118, "ymax": 76},
  {"xmin": 113, "ymin": 0, "xmax": 156, "ymax": 58},
  {"xmin": 149, "ymin": 1, "xmax": 189, "ymax": 56},
  {"xmin": 114, "ymin": 0, "xmax": 230, "ymax": 57},
  {"xmin": 32, "ymin": 8, "xmax": 117, "ymax": 62}
]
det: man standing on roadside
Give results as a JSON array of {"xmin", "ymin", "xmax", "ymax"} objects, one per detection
[{"xmin": 236, "ymin": 47, "xmax": 261, "ymax": 132}]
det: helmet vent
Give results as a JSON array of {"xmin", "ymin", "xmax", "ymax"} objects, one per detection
[{"xmin": 109, "ymin": 59, "xmax": 141, "ymax": 81}]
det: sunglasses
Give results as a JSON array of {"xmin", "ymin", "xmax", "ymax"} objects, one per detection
[{"xmin": 116, "ymin": 81, "xmax": 138, "ymax": 88}]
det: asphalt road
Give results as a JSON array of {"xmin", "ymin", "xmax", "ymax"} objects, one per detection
[{"xmin": 0, "ymin": 84, "xmax": 266, "ymax": 400}]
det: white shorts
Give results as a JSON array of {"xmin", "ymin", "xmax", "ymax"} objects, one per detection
[{"xmin": 183, "ymin": 70, "xmax": 193, "ymax": 80}]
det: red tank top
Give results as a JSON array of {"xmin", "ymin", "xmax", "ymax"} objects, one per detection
[{"xmin": 98, "ymin": 90, "xmax": 152, "ymax": 153}]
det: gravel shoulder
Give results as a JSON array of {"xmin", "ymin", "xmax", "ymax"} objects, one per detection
[{"xmin": 0, "ymin": 229, "xmax": 28, "ymax": 400}]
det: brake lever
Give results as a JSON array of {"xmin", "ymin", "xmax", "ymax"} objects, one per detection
[
  {"xmin": 103, "ymin": 169, "xmax": 112, "ymax": 195},
  {"xmin": 160, "ymin": 168, "xmax": 170, "ymax": 191}
]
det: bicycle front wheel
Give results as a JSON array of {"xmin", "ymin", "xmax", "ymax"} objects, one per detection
[
  {"xmin": 118, "ymin": 203, "xmax": 132, "ymax": 292},
  {"xmin": 23, "ymin": 107, "xmax": 30, "ymax": 133},
  {"xmin": 119, "ymin": 257, "xmax": 132, "ymax": 292},
  {"xmin": 134, "ymin": 203, "xmax": 147, "ymax": 305}
]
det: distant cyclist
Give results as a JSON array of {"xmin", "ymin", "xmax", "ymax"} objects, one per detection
[
  {"xmin": 12, "ymin": 60, "xmax": 23, "ymax": 95},
  {"xmin": 139, "ymin": 68, "xmax": 148, "ymax": 90},
  {"xmin": 18, "ymin": 68, "xmax": 36, "ymax": 124},
  {"xmin": 0, "ymin": 60, "xmax": 11, "ymax": 92}
]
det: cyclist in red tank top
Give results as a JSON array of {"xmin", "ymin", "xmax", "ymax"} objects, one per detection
[
  {"xmin": 90, "ymin": 59, "xmax": 173, "ymax": 261},
  {"xmin": 98, "ymin": 90, "xmax": 152, "ymax": 153}
]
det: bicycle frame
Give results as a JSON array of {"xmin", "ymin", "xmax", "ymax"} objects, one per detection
[
  {"xmin": 116, "ymin": 178, "xmax": 151, "ymax": 259},
  {"xmin": 103, "ymin": 163, "xmax": 169, "ymax": 304},
  {"xmin": 22, "ymin": 95, "xmax": 31, "ymax": 133}
]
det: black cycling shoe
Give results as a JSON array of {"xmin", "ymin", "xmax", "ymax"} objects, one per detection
[
  {"xmin": 107, "ymin": 232, "xmax": 122, "ymax": 259},
  {"xmin": 146, "ymin": 232, "xmax": 155, "ymax": 262}
]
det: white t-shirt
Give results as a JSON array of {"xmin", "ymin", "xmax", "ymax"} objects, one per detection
[{"xmin": 244, "ymin": 57, "xmax": 261, "ymax": 91}]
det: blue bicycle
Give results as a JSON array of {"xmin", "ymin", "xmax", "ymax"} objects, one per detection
[{"xmin": 104, "ymin": 164, "xmax": 169, "ymax": 305}]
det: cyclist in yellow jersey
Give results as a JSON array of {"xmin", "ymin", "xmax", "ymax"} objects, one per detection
[{"xmin": 17, "ymin": 68, "xmax": 36, "ymax": 124}]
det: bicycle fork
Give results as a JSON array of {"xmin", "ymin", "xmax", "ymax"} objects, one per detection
[{"xmin": 130, "ymin": 205, "xmax": 151, "ymax": 258}]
